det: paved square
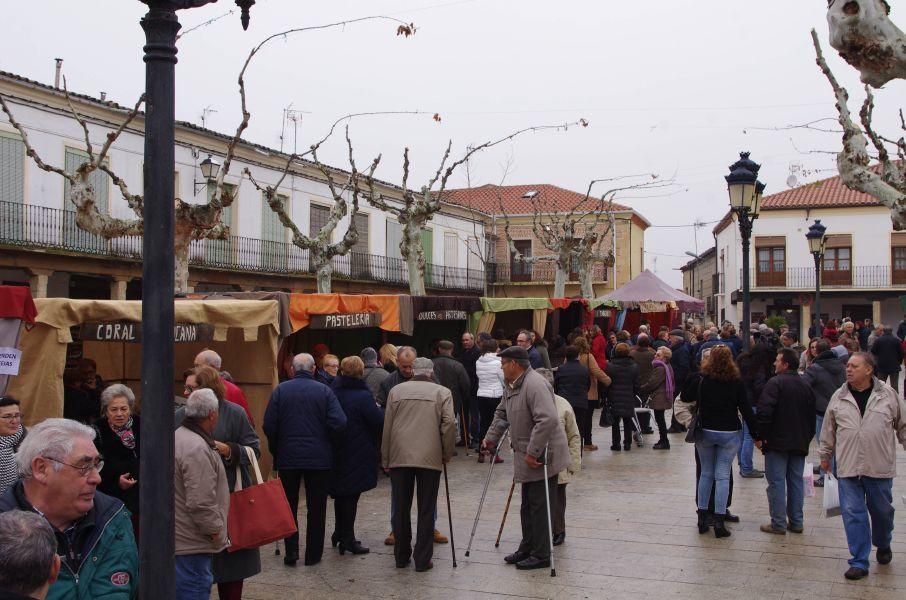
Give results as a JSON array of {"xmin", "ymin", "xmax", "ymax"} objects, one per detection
[{"xmin": 241, "ymin": 427, "xmax": 906, "ymax": 599}]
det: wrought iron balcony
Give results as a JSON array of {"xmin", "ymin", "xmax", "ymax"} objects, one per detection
[
  {"xmin": 734, "ymin": 266, "xmax": 906, "ymax": 290},
  {"xmin": 0, "ymin": 201, "xmax": 485, "ymax": 293}
]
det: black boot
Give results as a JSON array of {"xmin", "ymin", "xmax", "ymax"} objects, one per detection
[
  {"xmin": 713, "ymin": 514, "xmax": 731, "ymax": 538},
  {"xmin": 696, "ymin": 509, "xmax": 710, "ymax": 534},
  {"xmin": 652, "ymin": 438, "xmax": 670, "ymax": 450},
  {"xmin": 338, "ymin": 540, "xmax": 370, "ymax": 555}
]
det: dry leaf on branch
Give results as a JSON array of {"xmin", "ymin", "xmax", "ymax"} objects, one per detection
[
  {"xmin": 397, "ymin": 23, "xmax": 416, "ymax": 37},
  {"xmin": 433, "ymin": 113, "xmax": 442, "ymax": 123},
  {"xmin": 579, "ymin": 118, "xmax": 589, "ymax": 127}
]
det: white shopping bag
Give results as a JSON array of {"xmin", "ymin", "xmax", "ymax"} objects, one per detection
[
  {"xmin": 823, "ymin": 473, "xmax": 841, "ymax": 518},
  {"xmin": 803, "ymin": 462, "xmax": 815, "ymax": 498}
]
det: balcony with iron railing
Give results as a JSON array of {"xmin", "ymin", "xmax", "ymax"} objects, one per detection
[
  {"xmin": 0, "ymin": 201, "xmax": 485, "ymax": 293},
  {"xmin": 488, "ymin": 261, "xmax": 609, "ymax": 285},
  {"xmin": 735, "ymin": 266, "xmax": 906, "ymax": 290}
]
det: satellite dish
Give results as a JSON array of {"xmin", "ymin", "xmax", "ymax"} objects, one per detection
[{"xmin": 786, "ymin": 174, "xmax": 799, "ymax": 188}]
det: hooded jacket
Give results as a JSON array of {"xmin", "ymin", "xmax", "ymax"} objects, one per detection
[
  {"xmin": 475, "ymin": 352, "xmax": 505, "ymax": 398},
  {"xmin": 803, "ymin": 351, "xmax": 847, "ymax": 415}
]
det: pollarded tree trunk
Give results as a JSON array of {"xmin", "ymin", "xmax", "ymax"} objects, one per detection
[
  {"xmin": 401, "ymin": 220, "xmax": 426, "ymax": 296},
  {"xmin": 174, "ymin": 231, "xmax": 192, "ymax": 296},
  {"xmin": 311, "ymin": 248, "xmax": 335, "ymax": 294},
  {"xmin": 553, "ymin": 267, "xmax": 568, "ymax": 298},
  {"xmin": 578, "ymin": 261, "xmax": 595, "ymax": 299}
]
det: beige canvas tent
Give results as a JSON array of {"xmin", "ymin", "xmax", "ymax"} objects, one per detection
[{"xmin": 7, "ymin": 298, "xmax": 281, "ymax": 471}]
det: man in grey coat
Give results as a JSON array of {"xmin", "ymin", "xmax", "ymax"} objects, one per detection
[{"xmin": 483, "ymin": 346, "xmax": 570, "ymax": 570}]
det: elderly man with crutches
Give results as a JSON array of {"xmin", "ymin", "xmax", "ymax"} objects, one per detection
[{"xmin": 481, "ymin": 346, "xmax": 570, "ymax": 573}]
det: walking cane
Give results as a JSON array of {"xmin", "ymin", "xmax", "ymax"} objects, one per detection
[
  {"xmin": 459, "ymin": 406, "xmax": 471, "ymax": 454},
  {"xmin": 442, "ymin": 460, "xmax": 457, "ymax": 568},
  {"xmin": 541, "ymin": 445, "xmax": 556, "ymax": 577},
  {"xmin": 494, "ymin": 479, "xmax": 516, "ymax": 548},
  {"xmin": 465, "ymin": 431, "xmax": 507, "ymax": 557}
]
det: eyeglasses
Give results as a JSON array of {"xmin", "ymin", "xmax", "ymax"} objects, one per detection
[
  {"xmin": 45, "ymin": 457, "xmax": 104, "ymax": 477},
  {"xmin": 0, "ymin": 413, "xmax": 22, "ymax": 422}
]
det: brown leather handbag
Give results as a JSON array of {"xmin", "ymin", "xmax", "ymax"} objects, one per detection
[{"xmin": 227, "ymin": 447, "xmax": 297, "ymax": 552}]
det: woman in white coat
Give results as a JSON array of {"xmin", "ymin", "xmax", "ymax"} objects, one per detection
[{"xmin": 476, "ymin": 337, "xmax": 506, "ymax": 463}]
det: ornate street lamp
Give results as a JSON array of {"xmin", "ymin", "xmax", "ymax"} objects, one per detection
[
  {"xmin": 806, "ymin": 219, "xmax": 828, "ymax": 338},
  {"xmin": 725, "ymin": 151, "xmax": 765, "ymax": 350},
  {"xmin": 138, "ymin": 2, "xmax": 253, "ymax": 597},
  {"xmin": 193, "ymin": 153, "xmax": 222, "ymax": 194}
]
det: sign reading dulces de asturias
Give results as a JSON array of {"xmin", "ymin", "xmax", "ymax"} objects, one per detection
[
  {"xmin": 309, "ymin": 313, "xmax": 382, "ymax": 330},
  {"xmin": 81, "ymin": 322, "xmax": 215, "ymax": 343},
  {"xmin": 416, "ymin": 310, "xmax": 468, "ymax": 321}
]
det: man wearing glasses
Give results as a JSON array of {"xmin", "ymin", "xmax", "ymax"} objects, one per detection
[{"xmin": 0, "ymin": 418, "xmax": 138, "ymax": 599}]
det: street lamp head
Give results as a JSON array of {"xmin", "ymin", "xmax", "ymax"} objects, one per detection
[
  {"xmin": 752, "ymin": 180, "xmax": 766, "ymax": 218},
  {"xmin": 235, "ymin": 0, "xmax": 255, "ymax": 30},
  {"xmin": 725, "ymin": 151, "xmax": 761, "ymax": 212},
  {"xmin": 199, "ymin": 154, "xmax": 220, "ymax": 181},
  {"xmin": 806, "ymin": 219, "xmax": 827, "ymax": 254}
]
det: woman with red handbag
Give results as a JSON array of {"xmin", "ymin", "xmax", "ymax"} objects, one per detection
[{"xmin": 181, "ymin": 366, "xmax": 260, "ymax": 600}]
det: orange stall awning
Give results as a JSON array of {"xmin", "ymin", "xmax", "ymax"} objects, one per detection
[{"xmin": 288, "ymin": 294, "xmax": 402, "ymax": 332}]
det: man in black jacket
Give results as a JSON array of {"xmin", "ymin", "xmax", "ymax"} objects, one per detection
[
  {"xmin": 803, "ymin": 340, "xmax": 846, "ymax": 485},
  {"xmin": 458, "ymin": 332, "xmax": 482, "ymax": 449},
  {"xmin": 870, "ymin": 326, "xmax": 904, "ymax": 394},
  {"xmin": 667, "ymin": 330, "xmax": 691, "ymax": 433},
  {"xmin": 434, "ymin": 340, "xmax": 473, "ymax": 447},
  {"xmin": 554, "ymin": 346, "xmax": 591, "ymax": 440},
  {"xmin": 756, "ymin": 349, "xmax": 816, "ymax": 535}
]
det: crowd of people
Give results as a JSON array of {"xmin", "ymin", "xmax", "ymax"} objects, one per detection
[{"xmin": 1, "ymin": 314, "xmax": 906, "ymax": 597}]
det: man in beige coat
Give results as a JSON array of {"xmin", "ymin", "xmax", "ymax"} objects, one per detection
[
  {"xmin": 175, "ymin": 389, "xmax": 230, "ymax": 599},
  {"xmin": 382, "ymin": 357, "xmax": 456, "ymax": 572},
  {"xmin": 819, "ymin": 352, "xmax": 906, "ymax": 581},
  {"xmin": 483, "ymin": 346, "xmax": 570, "ymax": 570}
]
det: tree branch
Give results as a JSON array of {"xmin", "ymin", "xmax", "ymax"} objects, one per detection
[{"xmin": 827, "ymin": 0, "xmax": 906, "ymax": 87}]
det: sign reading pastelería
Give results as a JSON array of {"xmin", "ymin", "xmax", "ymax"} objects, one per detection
[
  {"xmin": 309, "ymin": 313, "xmax": 382, "ymax": 329},
  {"xmin": 416, "ymin": 310, "xmax": 469, "ymax": 321},
  {"xmin": 81, "ymin": 322, "xmax": 215, "ymax": 343}
]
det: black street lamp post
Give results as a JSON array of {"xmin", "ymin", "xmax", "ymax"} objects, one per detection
[
  {"xmin": 725, "ymin": 152, "xmax": 765, "ymax": 351},
  {"xmin": 806, "ymin": 219, "xmax": 828, "ymax": 339},
  {"xmin": 137, "ymin": 2, "xmax": 253, "ymax": 597}
]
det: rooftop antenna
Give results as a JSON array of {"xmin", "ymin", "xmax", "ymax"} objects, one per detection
[
  {"xmin": 200, "ymin": 105, "xmax": 218, "ymax": 129},
  {"xmin": 787, "ymin": 162, "xmax": 802, "ymax": 188},
  {"xmin": 280, "ymin": 106, "xmax": 310, "ymax": 154}
]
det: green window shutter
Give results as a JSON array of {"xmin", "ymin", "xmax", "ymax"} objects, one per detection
[
  {"xmin": 386, "ymin": 220, "xmax": 402, "ymax": 260},
  {"xmin": 63, "ymin": 148, "xmax": 108, "ymax": 213},
  {"xmin": 261, "ymin": 193, "xmax": 286, "ymax": 243},
  {"xmin": 352, "ymin": 212, "xmax": 369, "ymax": 253},
  {"xmin": 0, "ymin": 132, "xmax": 24, "ymax": 204}
]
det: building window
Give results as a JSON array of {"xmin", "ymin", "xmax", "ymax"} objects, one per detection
[
  {"xmin": 260, "ymin": 193, "xmax": 288, "ymax": 271},
  {"xmin": 63, "ymin": 148, "xmax": 110, "ymax": 251},
  {"xmin": 386, "ymin": 219, "xmax": 403, "ymax": 261},
  {"xmin": 310, "ymin": 204, "xmax": 330, "ymax": 238},
  {"xmin": 756, "ymin": 246, "xmax": 785, "ymax": 287},
  {"xmin": 511, "ymin": 240, "xmax": 532, "ymax": 282},
  {"xmin": 351, "ymin": 213, "xmax": 369, "ymax": 254},
  {"xmin": 894, "ymin": 247, "xmax": 906, "ymax": 285},
  {"xmin": 203, "ymin": 182, "xmax": 236, "ymax": 266},
  {"xmin": 822, "ymin": 247, "xmax": 851, "ymax": 286},
  {"xmin": 0, "ymin": 131, "xmax": 25, "ymax": 242}
]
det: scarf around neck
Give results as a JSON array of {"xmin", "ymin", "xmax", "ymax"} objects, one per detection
[
  {"xmin": 110, "ymin": 417, "xmax": 135, "ymax": 450},
  {"xmin": 652, "ymin": 359, "xmax": 674, "ymax": 401},
  {"xmin": 0, "ymin": 425, "xmax": 25, "ymax": 494},
  {"xmin": 182, "ymin": 417, "xmax": 216, "ymax": 449}
]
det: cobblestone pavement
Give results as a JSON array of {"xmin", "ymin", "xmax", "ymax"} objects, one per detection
[{"xmin": 237, "ymin": 422, "xmax": 906, "ymax": 600}]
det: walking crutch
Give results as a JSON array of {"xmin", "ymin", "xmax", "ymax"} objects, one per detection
[
  {"xmin": 442, "ymin": 460, "xmax": 457, "ymax": 568},
  {"xmin": 465, "ymin": 431, "xmax": 508, "ymax": 556},
  {"xmin": 541, "ymin": 445, "xmax": 556, "ymax": 577},
  {"xmin": 494, "ymin": 479, "xmax": 516, "ymax": 548}
]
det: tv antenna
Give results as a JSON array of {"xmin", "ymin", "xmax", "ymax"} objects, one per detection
[
  {"xmin": 200, "ymin": 105, "xmax": 217, "ymax": 129},
  {"xmin": 786, "ymin": 162, "xmax": 802, "ymax": 188},
  {"xmin": 279, "ymin": 104, "xmax": 311, "ymax": 154}
]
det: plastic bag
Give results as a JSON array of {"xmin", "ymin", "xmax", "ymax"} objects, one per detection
[
  {"xmin": 803, "ymin": 462, "xmax": 815, "ymax": 498},
  {"xmin": 823, "ymin": 473, "xmax": 841, "ymax": 518}
]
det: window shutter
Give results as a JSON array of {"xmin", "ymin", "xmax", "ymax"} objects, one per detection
[
  {"xmin": 824, "ymin": 234, "xmax": 852, "ymax": 249},
  {"xmin": 352, "ymin": 212, "xmax": 369, "ymax": 253},
  {"xmin": 0, "ymin": 132, "xmax": 24, "ymax": 205},
  {"xmin": 386, "ymin": 220, "xmax": 402, "ymax": 260}
]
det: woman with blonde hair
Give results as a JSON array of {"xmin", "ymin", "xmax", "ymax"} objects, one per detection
[
  {"xmin": 685, "ymin": 346, "xmax": 758, "ymax": 539},
  {"xmin": 379, "ymin": 343, "xmax": 398, "ymax": 374},
  {"xmin": 640, "ymin": 346, "xmax": 674, "ymax": 450},
  {"xmin": 572, "ymin": 336, "xmax": 611, "ymax": 450}
]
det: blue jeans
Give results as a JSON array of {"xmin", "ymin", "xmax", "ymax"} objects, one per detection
[
  {"xmin": 738, "ymin": 410, "xmax": 755, "ymax": 474},
  {"xmin": 175, "ymin": 554, "xmax": 212, "ymax": 600},
  {"xmin": 838, "ymin": 476, "xmax": 895, "ymax": 570},
  {"xmin": 764, "ymin": 451, "xmax": 805, "ymax": 530},
  {"xmin": 696, "ymin": 430, "xmax": 742, "ymax": 515}
]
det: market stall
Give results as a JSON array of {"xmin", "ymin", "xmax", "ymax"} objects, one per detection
[
  {"xmin": 471, "ymin": 297, "xmax": 553, "ymax": 341},
  {"xmin": 600, "ymin": 269, "xmax": 704, "ymax": 332},
  {"xmin": 0, "ymin": 285, "xmax": 36, "ymax": 396},
  {"xmin": 6, "ymin": 298, "xmax": 281, "ymax": 430},
  {"xmin": 390, "ymin": 296, "xmax": 483, "ymax": 356}
]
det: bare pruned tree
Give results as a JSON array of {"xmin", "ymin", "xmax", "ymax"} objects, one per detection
[
  {"xmin": 0, "ymin": 15, "xmax": 416, "ymax": 294},
  {"xmin": 816, "ymin": 3, "xmax": 906, "ymax": 229},
  {"xmin": 362, "ymin": 119, "xmax": 588, "ymax": 296},
  {"xmin": 502, "ymin": 174, "xmax": 672, "ymax": 298}
]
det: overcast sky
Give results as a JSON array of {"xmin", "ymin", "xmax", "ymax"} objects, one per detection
[{"xmin": 4, "ymin": 0, "xmax": 903, "ymax": 287}]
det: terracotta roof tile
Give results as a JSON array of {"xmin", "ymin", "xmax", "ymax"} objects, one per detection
[
  {"xmin": 760, "ymin": 172, "xmax": 882, "ymax": 210},
  {"xmin": 440, "ymin": 183, "xmax": 635, "ymax": 217}
]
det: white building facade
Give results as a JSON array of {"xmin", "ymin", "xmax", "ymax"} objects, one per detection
[
  {"xmin": 713, "ymin": 174, "xmax": 906, "ymax": 342},
  {"xmin": 0, "ymin": 70, "xmax": 485, "ymax": 298}
]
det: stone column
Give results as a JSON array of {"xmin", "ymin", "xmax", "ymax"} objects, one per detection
[
  {"xmin": 111, "ymin": 277, "xmax": 130, "ymax": 300},
  {"xmin": 872, "ymin": 300, "xmax": 883, "ymax": 326},
  {"xmin": 27, "ymin": 268, "xmax": 53, "ymax": 298}
]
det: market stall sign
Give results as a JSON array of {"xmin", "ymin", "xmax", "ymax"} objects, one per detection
[
  {"xmin": 594, "ymin": 309, "xmax": 612, "ymax": 318},
  {"xmin": 309, "ymin": 312, "xmax": 381, "ymax": 329},
  {"xmin": 81, "ymin": 322, "xmax": 215, "ymax": 343},
  {"xmin": 417, "ymin": 310, "xmax": 468, "ymax": 321}
]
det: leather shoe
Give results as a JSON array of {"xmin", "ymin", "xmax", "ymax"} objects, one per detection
[
  {"xmin": 740, "ymin": 469, "xmax": 764, "ymax": 479},
  {"xmin": 396, "ymin": 558, "xmax": 411, "ymax": 568},
  {"xmin": 504, "ymin": 550, "xmax": 530, "ymax": 564},
  {"xmin": 760, "ymin": 523, "xmax": 786, "ymax": 535},
  {"xmin": 877, "ymin": 547, "xmax": 893, "ymax": 565},
  {"xmin": 844, "ymin": 566, "xmax": 869, "ymax": 580},
  {"xmin": 283, "ymin": 554, "xmax": 298, "ymax": 567},
  {"xmin": 384, "ymin": 532, "xmax": 395, "ymax": 545},
  {"xmin": 516, "ymin": 556, "xmax": 551, "ymax": 570},
  {"xmin": 724, "ymin": 511, "xmax": 740, "ymax": 523},
  {"xmin": 433, "ymin": 529, "xmax": 448, "ymax": 544},
  {"xmin": 552, "ymin": 532, "xmax": 565, "ymax": 546},
  {"xmin": 415, "ymin": 561, "xmax": 434, "ymax": 572},
  {"xmin": 583, "ymin": 444, "xmax": 599, "ymax": 451},
  {"xmin": 610, "ymin": 445, "xmax": 622, "ymax": 451},
  {"xmin": 786, "ymin": 522, "xmax": 803, "ymax": 534}
]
